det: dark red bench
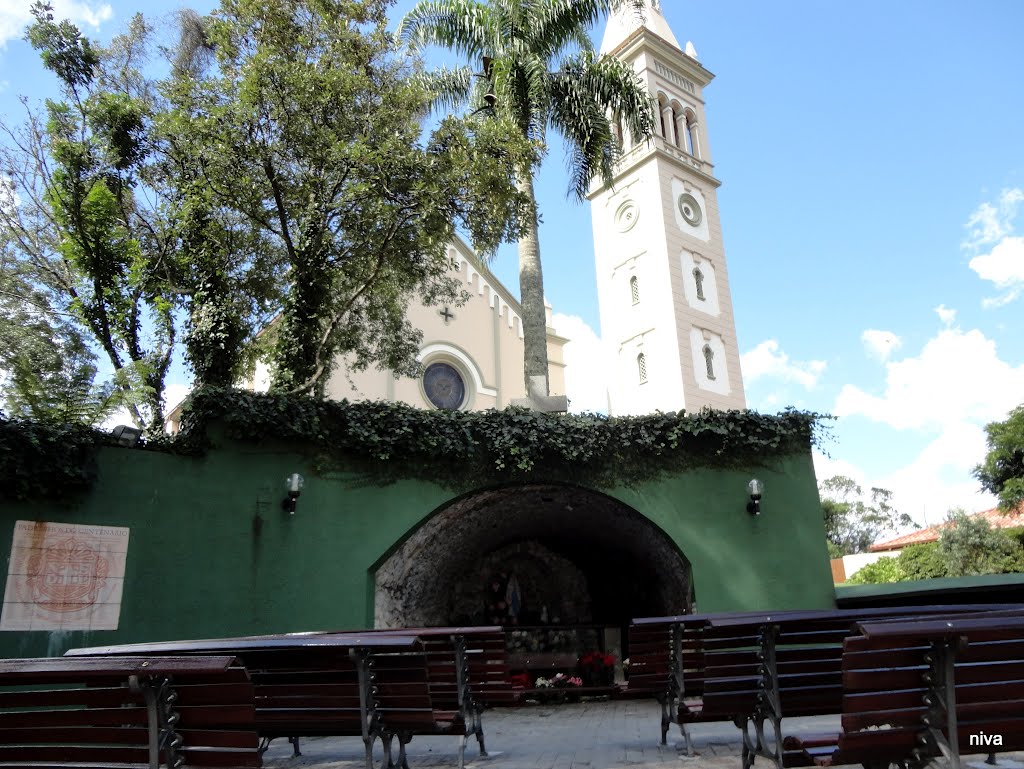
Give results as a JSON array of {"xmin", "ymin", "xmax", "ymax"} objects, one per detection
[
  {"xmin": 358, "ymin": 627, "xmax": 513, "ymax": 767},
  {"xmin": 67, "ymin": 634, "xmax": 430, "ymax": 769},
  {"xmin": 784, "ymin": 612, "xmax": 1024, "ymax": 769},
  {"xmin": 631, "ymin": 605, "xmax": 1024, "ymax": 761},
  {"xmin": 0, "ymin": 655, "xmax": 260, "ymax": 768}
]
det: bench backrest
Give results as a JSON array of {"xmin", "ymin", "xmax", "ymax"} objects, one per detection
[
  {"xmin": 67, "ymin": 635, "xmax": 431, "ymax": 741},
  {"xmin": 0, "ymin": 655, "xmax": 260, "ymax": 767},
  {"xmin": 836, "ymin": 613, "xmax": 1024, "ymax": 764}
]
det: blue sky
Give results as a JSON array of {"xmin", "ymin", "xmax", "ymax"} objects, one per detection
[{"xmin": 2, "ymin": 0, "xmax": 1023, "ymax": 530}]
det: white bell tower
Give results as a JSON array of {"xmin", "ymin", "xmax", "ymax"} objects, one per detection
[{"xmin": 590, "ymin": 1, "xmax": 746, "ymax": 415}]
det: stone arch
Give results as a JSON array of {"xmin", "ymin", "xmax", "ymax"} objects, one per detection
[{"xmin": 372, "ymin": 483, "xmax": 693, "ymax": 629}]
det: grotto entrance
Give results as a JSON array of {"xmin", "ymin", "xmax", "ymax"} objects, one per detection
[{"xmin": 372, "ymin": 484, "xmax": 693, "ymax": 630}]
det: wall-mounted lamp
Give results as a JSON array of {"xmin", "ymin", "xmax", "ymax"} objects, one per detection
[
  {"xmin": 746, "ymin": 478, "xmax": 763, "ymax": 515},
  {"xmin": 110, "ymin": 425, "xmax": 143, "ymax": 448},
  {"xmin": 282, "ymin": 473, "xmax": 304, "ymax": 515}
]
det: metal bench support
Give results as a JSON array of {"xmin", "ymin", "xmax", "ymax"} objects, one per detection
[{"xmin": 740, "ymin": 624, "xmax": 783, "ymax": 769}]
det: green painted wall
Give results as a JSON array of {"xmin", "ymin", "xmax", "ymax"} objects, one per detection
[{"xmin": 0, "ymin": 437, "xmax": 835, "ymax": 658}]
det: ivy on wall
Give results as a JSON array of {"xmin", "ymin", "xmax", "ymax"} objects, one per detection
[
  {"xmin": 177, "ymin": 389, "xmax": 830, "ymax": 490},
  {"xmin": 0, "ymin": 418, "xmax": 104, "ymax": 501},
  {"xmin": 1, "ymin": 389, "xmax": 831, "ymax": 499}
]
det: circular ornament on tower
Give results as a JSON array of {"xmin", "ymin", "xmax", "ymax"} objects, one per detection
[
  {"xmin": 423, "ymin": 362, "xmax": 466, "ymax": 410},
  {"xmin": 677, "ymin": 193, "xmax": 703, "ymax": 227},
  {"xmin": 614, "ymin": 200, "xmax": 640, "ymax": 232}
]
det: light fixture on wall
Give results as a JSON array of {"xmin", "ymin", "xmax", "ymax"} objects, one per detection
[
  {"xmin": 746, "ymin": 478, "xmax": 763, "ymax": 515},
  {"xmin": 110, "ymin": 425, "xmax": 142, "ymax": 448},
  {"xmin": 282, "ymin": 473, "xmax": 304, "ymax": 515}
]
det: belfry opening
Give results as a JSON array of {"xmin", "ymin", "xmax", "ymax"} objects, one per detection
[{"xmin": 372, "ymin": 484, "xmax": 693, "ymax": 629}]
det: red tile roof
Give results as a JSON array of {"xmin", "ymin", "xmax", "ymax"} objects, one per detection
[{"xmin": 869, "ymin": 504, "xmax": 1024, "ymax": 552}]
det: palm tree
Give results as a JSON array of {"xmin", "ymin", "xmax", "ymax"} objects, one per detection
[{"xmin": 400, "ymin": 0, "xmax": 654, "ymax": 405}]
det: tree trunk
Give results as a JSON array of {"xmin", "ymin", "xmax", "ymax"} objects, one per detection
[{"xmin": 516, "ymin": 172, "xmax": 550, "ymax": 396}]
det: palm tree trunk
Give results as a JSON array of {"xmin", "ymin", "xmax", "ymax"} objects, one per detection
[{"xmin": 516, "ymin": 172, "xmax": 550, "ymax": 397}]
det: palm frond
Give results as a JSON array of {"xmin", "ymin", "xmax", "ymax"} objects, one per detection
[
  {"xmin": 549, "ymin": 50, "xmax": 654, "ymax": 198},
  {"xmin": 398, "ymin": 0, "xmax": 493, "ymax": 61},
  {"xmin": 530, "ymin": 0, "xmax": 645, "ymax": 58},
  {"xmin": 411, "ymin": 66, "xmax": 475, "ymax": 114}
]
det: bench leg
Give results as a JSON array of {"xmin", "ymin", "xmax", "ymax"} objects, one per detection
[
  {"xmin": 738, "ymin": 714, "xmax": 783, "ymax": 769},
  {"xmin": 381, "ymin": 732, "xmax": 397, "ymax": 769},
  {"xmin": 396, "ymin": 731, "xmax": 413, "ymax": 769},
  {"xmin": 363, "ymin": 734, "xmax": 376, "ymax": 769},
  {"xmin": 289, "ymin": 736, "xmax": 302, "ymax": 757},
  {"xmin": 678, "ymin": 722, "xmax": 694, "ymax": 757},
  {"xmin": 474, "ymin": 708, "xmax": 488, "ymax": 756},
  {"xmin": 659, "ymin": 696, "xmax": 671, "ymax": 745}
]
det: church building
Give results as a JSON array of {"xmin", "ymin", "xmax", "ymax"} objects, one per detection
[
  {"xmin": 228, "ymin": 0, "xmax": 747, "ymax": 419},
  {"xmin": 590, "ymin": 0, "xmax": 746, "ymax": 416},
  {"xmin": 0, "ymin": 4, "xmax": 836, "ymax": 662}
]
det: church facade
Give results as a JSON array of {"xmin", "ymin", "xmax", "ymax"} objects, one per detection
[{"xmin": 321, "ymin": 239, "xmax": 568, "ymax": 411}]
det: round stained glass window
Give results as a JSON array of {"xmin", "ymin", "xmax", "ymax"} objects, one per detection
[{"xmin": 423, "ymin": 362, "xmax": 466, "ymax": 410}]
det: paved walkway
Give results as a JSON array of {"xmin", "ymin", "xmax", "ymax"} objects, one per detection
[{"xmin": 261, "ymin": 699, "xmax": 1024, "ymax": 769}]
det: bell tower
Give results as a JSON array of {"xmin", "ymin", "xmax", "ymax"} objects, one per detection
[{"xmin": 589, "ymin": 1, "xmax": 746, "ymax": 415}]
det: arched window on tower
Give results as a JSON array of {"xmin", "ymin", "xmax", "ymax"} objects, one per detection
[
  {"xmin": 611, "ymin": 111, "xmax": 623, "ymax": 149},
  {"xmin": 670, "ymin": 101, "xmax": 685, "ymax": 148},
  {"xmin": 637, "ymin": 352, "xmax": 648, "ymax": 384},
  {"xmin": 657, "ymin": 94, "xmax": 669, "ymax": 139},
  {"xmin": 693, "ymin": 267, "xmax": 705, "ymax": 301},
  {"xmin": 683, "ymin": 110, "xmax": 700, "ymax": 158},
  {"xmin": 702, "ymin": 344, "xmax": 715, "ymax": 380},
  {"xmin": 630, "ymin": 275, "xmax": 640, "ymax": 305}
]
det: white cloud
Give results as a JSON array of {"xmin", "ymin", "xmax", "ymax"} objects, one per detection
[
  {"xmin": 970, "ymin": 236, "xmax": 1024, "ymax": 307},
  {"xmin": 964, "ymin": 189, "xmax": 1024, "ymax": 306},
  {"xmin": 813, "ymin": 430, "xmax": 997, "ymax": 543},
  {"xmin": 861, "ymin": 329, "xmax": 901, "ymax": 362},
  {"xmin": 934, "ymin": 304, "xmax": 957, "ymax": 326},
  {"xmin": 812, "ymin": 450, "xmax": 866, "ymax": 488},
  {"xmin": 0, "ymin": 0, "xmax": 113, "ymax": 48},
  {"xmin": 963, "ymin": 188, "xmax": 1023, "ymax": 249},
  {"xmin": 835, "ymin": 327, "xmax": 1024, "ymax": 432},
  {"xmin": 877, "ymin": 423, "xmax": 997, "ymax": 528},
  {"xmin": 552, "ymin": 313, "xmax": 608, "ymax": 414},
  {"xmin": 740, "ymin": 339, "xmax": 826, "ymax": 389}
]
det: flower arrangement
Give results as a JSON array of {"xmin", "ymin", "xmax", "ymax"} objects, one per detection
[{"xmin": 535, "ymin": 673, "xmax": 582, "ymax": 689}]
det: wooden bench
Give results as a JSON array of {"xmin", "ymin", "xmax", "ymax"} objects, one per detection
[
  {"xmin": 357, "ymin": 626, "xmax": 514, "ymax": 766},
  {"xmin": 632, "ymin": 605, "xmax": 1024, "ymax": 761},
  {"xmin": 0, "ymin": 655, "xmax": 260, "ymax": 768},
  {"xmin": 67, "ymin": 634, "xmax": 431, "ymax": 769},
  {"xmin": 783, "ymin": 611, "xmax": 1024, "ymax": 769},
  {"xmin": 629, "ymin": 610, "xmax": 828, "ymax": 753}
]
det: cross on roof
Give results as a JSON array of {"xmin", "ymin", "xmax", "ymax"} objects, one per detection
[{"xmin": 439, "ymin": 307, "xmax": 455, "ymax": 324}]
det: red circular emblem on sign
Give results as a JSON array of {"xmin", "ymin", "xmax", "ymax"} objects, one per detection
[{"xmin": 26, "ymin": 537, "xmax": 109, "ymax": 613}]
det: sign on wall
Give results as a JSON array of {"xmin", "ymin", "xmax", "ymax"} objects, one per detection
[{"xmin": 1, "ymin": 521, "xmax": 130, "ymax": 631}]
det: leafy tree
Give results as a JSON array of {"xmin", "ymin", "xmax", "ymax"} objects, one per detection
[
  {"xmin": 0, "ymin": 3, "xmax": 174, "ymax": 432},
  {"xmin": 400, "ymin": 0, "xmax": 654, "ymax": 399},
  {"xmin": 897, "ymin": 542, "xmax": 946, "ymax": 581},
  {"xmin": 819, "ymin": 475, "xmax": 917, "ymax": 555},
  {"xmin": 975, "ymin": 404, "xmax": 1024, "ymax": 512},
  {"xmin": 939, "ymin": 509, "xmax": 1024, "ymax": 577},
  {"xmin": 167, "ymin": 0, "xmax": 532, "ymax": 396},
  {"xmin": 0, "ymin": 263, "xmax": 145, "ymax": 425},
  {"xmin": 845, "ymin": 555, "xmax": 903, "ymax": 585}
]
